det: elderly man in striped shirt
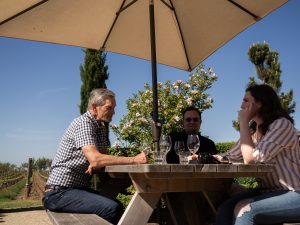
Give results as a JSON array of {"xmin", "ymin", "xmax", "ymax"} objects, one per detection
[{"xmin": 43, "ymin": 88, "xmax": 147, "ymax": 225}]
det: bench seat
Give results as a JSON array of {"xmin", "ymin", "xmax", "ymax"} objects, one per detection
[
  {"xmin": 47, "ymin": 210, "xmax": 112, "ymax": 225},
  {"xmin": 283, "ymin": 223, "xmax": 300, "ymax": 225}
]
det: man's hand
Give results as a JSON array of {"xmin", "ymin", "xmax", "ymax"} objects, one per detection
[
  {"xmin": 132, "ymin": 151, "xmax": 148, "ymax": 164},
  {"xmin": 187, "ymin": 154, "xmax": 198, "ymax": 161},
  {"xmin": 85, "ymin": 164, "xmax": 93, "ymax": 175}
]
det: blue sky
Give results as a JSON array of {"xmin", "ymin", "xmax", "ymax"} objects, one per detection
[{"xmin": 0, "ymin": 1, "xmax": 299, "ymax": 166}]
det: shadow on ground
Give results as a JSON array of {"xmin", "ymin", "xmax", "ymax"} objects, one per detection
[{"xmin": 0, "ymin": 206, "xmax": 44, "ymax": 213}]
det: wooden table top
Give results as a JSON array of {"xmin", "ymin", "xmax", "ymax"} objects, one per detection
[{"xmin": 105, "ymin": 163, "xmax": 274, "ymax": 178}]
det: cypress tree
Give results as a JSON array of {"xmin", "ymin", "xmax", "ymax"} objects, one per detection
[
  {"xmin": 233, "ymin": 42, "xmax": 295, "ymax": 130},
  {"xmin": 79, "ymin": 49, "xmax": 109, "ymax": 114}
]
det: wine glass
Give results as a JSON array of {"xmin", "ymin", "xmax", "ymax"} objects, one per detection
[
  {"xmin": 159, "ymin": 135, "xmax": 172, "ymax": 163},
  {"xmin": 140, "ymin": 142, "xmax": 151, "ymax": 155},
  {"xmin": 187, "ymin": 134, "xmax": 200, "ymax": 155},
  {"xmin": 174, "ymin": 141, "xmax": 185, "ymax": 161}
]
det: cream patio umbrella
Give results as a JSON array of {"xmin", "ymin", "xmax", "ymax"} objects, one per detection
[{"xmin": 0, "ymin": 0, "xmax": 289, "ymax": 146}]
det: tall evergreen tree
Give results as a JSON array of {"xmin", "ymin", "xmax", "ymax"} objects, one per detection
[
  {"xmin": 233, "ymin": 42, "xmax": 296, "ymax": 130},
  {"xmin": 79, "ymin": 49, "xmax": 109, "ymax": 114}
]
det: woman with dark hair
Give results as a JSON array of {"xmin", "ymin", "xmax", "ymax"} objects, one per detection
[{"xmin": 213, "ymin": 84, "xmax": 300, "ymax": 225}]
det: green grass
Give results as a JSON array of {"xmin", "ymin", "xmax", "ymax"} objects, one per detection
[
  {"xmin": 235, "ymin": 177, "xmax": 258, "ymax": 189},
  {"xmin": 0, "ymin": 199, "xmax": 42, "ymax": 209},
  {"xmin": 0, "ymin": 179, "xmax": 26, "ymax": 200},
  {"xmin": 0, "ymin": 178, "xmax": 43, "ymax": 209}
]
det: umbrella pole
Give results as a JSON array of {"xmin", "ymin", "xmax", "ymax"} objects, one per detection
[{"xmin": 149, "ymin": 0, "xmax": 161, "ymax": 151}]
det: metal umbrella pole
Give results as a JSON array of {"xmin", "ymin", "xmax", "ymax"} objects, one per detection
[{"xmin": 149, "ymin": 0, "xmax": 161, "ymax": 151}]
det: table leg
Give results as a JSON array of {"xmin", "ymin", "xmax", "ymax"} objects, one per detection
[
  {"xmin": 118, "ymin": 192, "xmax": 162, "ymax": 225},
  {"xmin": 202, "ymin": 191, "xmax": 217, "ymax": 215}
]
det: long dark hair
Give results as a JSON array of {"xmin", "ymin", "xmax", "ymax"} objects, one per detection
[{"xmin": 246, "ymin": 84, "xmax": 293, "ymax": 135}]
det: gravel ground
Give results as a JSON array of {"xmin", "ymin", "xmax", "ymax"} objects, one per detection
[{"xmin": 0, "ymin": 208, "xmax": 52, "ymax": 225}]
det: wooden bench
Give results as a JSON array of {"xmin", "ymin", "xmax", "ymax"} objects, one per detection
[
  {"xmin": 47, "ymin": 210, "xmax": 160, "ymax": 225},
  {"xmin": 283, "ymin": 223, "xmax": 300, "ymax": 225},
  {"xmin": 47, "ymin": 210, "xmax": 112, "ymax": 225}
]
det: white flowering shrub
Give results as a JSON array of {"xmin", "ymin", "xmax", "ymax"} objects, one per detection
[{"xmin": 111, "ymin": 64, "xmax": 217, "ymax": 147}]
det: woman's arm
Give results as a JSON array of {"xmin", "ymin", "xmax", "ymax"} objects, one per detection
[
  {"xmin": 239, "ymin": 117, "xmax": 256, "ymax": 164},
  {"xmin": 253, "ymin": 118, "xmax": 296, "ymax": 162}
]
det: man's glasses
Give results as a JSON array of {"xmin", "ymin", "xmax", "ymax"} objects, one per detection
[{"xmin": 184, "ymin": 117, "xmax": 199, "ymax": 123}]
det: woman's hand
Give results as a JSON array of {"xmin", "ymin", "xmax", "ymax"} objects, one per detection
[
  {"xmin": 213, "ymin": 154, "xmax": 229, "ymax": 163},
  {"xmin": 239, "ymin": 101, "xmax": 261, "ymax": 124},
  {"xmin": 239, "ymin": 104, "xmax": 253, "ymax": 124}
]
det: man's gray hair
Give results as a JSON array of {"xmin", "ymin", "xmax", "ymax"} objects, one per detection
[{"xmin": 87, "ymin": 88, "xmax": 115, "ymax": 110}]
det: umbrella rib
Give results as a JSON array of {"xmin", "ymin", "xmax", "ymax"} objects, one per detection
[
  {"xmin": 167, "ymin": 0, "xmax": 192, "ymax": 71},
  {"xmin": 160, "ymin": 0, "xmax": 172, "ymax": 10},
  {"xmin": 0, "ymin": 0, "xmax": 48, "ymax": 26},
  {"xmin": 118, "ymin": 0, "xmax": 139, "ymax": 13},
  {"xmin": 101, "ymin": 0, "xmax": 139, "ymax": 50},
  {"xmin": 228, "ymin": 0, "xmax": 261, "ymax": 21}
]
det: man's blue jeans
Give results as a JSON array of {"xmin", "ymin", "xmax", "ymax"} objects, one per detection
[
  {"xmin": 43, "ymin": 187, "xmax": 122, "ymax": 224},
  {"xmin": 215, "ymin": 190, "xmax": 300, "ymax": 225}
]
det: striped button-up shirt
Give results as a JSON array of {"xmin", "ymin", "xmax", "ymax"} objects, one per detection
[
  {"xmin": 225, "ymin": 117, "xmax": 300, "ymax": 192},
  {"xmin": 46, "ymin": 111, "xmax": 109, "ymax": 187}
]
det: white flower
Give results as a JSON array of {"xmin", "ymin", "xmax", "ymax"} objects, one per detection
[
  {"xmin": 173, "ymin": 80, "xmax": 183, "ymax": 88},
  {"xmin": 186, "ymin": 97, "xmax": 193, "ymax": 105},
  {"xmin": 111, "ymin": 124, "xmax": 117, "ymax": 129},
  {"xmin": 184, "ymin": 84, "xmax": 191, "ymax": 89},
  {"xmin": 112, "ymin": 141, "xmax": 121, "ymax": 148},
  {"xmin": 211, "ymin": 73, "xmax": 217, "ymax": 79},
  {"xmin": 136, "ymin": 112, "xmax": 141, "ymax": 117},
  {"xmin": 174, "ymin": 116, "xmax": 180, "ymax": 122},
  {"xmin": 191, "ymin": 90, "xmax": 198, "ymax": 94},
  {"xmin": 173, "ymin": 84, "xmax": 179, "ymax": 89},
  {"xmin": 123, "ymin": 123, "xmax": 131, "ymax": 129},
  {"xmin": 207, "ymin": 97, "xmax": 212, "ymax": 103},
  {"xmin": 139, "ymin": 118, "xmax": 148, "ymax": 124}
]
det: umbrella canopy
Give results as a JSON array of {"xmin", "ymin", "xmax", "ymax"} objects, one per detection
[
  {"xmin": 0, "ymin": 0, "xmax": 288, "ymax": 71},
  {"xmin": 0, "ymin": 0, "xmax": 289, "ymax": 144}
]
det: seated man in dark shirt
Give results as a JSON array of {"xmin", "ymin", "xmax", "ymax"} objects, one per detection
[
  {"xmin": 166, "ymin": 106, "xmax": 217, "ymax": 164},
  {"xmin": 165, "ymin": 106, "xmax": 227, "ymax": 225}
]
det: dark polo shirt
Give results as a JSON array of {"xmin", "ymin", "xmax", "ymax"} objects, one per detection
[{"xmin": 166, "ymin": 131, "xmax": 217, "ymax": 164}]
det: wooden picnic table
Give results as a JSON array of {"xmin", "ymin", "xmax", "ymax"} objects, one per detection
[{"xmin": 105, "ymin": 163, "xmax": 274, "ymax": 225}]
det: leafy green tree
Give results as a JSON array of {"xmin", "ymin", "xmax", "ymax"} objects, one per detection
[
  {"xmin": 20, "ymin": 162, "xmax": 28, "ymax": 172},
  {"xmin": 0, "ymin": 162, "xmax": 11, "ymax": 172},
  {"xmin": 79, "ymin": 49, "xmax": 109, "ymax": 114},
  {"xmin": 111, "ymin": 64, "xmax": 217, "ymax": 147},
  {"xmin": 233, "ymin": 42, "xmax": 296, "ymax": 130},
  {"xmin": 34, "ymin": 157, "xmax": 52, "ymax": 171}
]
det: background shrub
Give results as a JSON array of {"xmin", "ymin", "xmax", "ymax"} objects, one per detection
[{"xmin": 215, "ymin": 142, "xmax": 235, "ymax": 153}]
